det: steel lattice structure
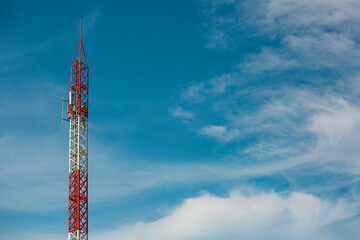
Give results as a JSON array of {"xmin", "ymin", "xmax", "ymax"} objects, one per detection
[{"xmin": 65, "ymin": 17, "xmax": 89, "ymax": 240}]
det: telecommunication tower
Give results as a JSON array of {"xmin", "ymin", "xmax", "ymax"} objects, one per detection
[{"xmin": 63, "ymin": 16, "xmax": 89, "ymax": 240}]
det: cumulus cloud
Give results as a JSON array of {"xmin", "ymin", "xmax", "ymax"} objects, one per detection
[{"xmin": 92, "ymin": 190, "xmax": 357, "ymax": 240}]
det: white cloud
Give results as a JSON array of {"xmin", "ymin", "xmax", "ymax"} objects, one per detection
[
  {"xmin": 206, "ymin": 30, "xmax": 228, "ymax": 49},
  {"xmin": 91, "ymin": 190, "xmax": 357, "ymax": 240},
  {"xmin": 198, "ymin": 125, "xmax": 241, "ymax": 143},
  {"xmin": 305, "ymin": 97, "xmax": 360, "ymax": 174},
  {"xmin": 177, "ymin": 77, "xmax": 360, "ymax": 176},
  {"xmin": 243, "ymin": 48, "xmax": 297, "ymax": 73},
  {"xmin": 261, "ymin": 0, "xmax": 360, "ymax": 31},
  {"xmin": 208, "ymin": 73, "xmax": 238, "ymax": 94},
  {"xmin": 309, "ymin": 97, "xmax": 360, "ymax": 146},
  {"xmin": 181, "ymin": 82, "xmax": 205, "ymax": 102},
  {"xmin": 203, "ymin": 0, "xmax": 360, "ymax": 70},
  {"xmin": 242, "ymin": 31, "xmax": 360, "ymax": 73},
  {"xmin": 179, "ymin": 74, "xmax": 240, "ymax": 105},
  {"xmin": 260, "ymin": 0, "xmax": 360, "ymax": 70},
  {"xmin": 284, "ymin": 31, "xmax": 360, "ymax": 69},
  {"xmin": 187, "ymin": 0, "xmax": 360, "ymax": 178},
  {"xmin": 170, "ymin": 106, "xmax": 194, "ymax": 119}
]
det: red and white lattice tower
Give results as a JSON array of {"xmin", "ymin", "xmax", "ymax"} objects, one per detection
[{"xmin": 65, "ymin": 16, "xmax": 89, "ymax": 240}]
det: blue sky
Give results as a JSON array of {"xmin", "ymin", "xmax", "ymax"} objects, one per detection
[{"xmin": 1, "ymin": 0, "xmax": 360, "ymax": 239}]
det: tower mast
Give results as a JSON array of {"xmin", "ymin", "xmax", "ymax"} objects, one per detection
[{"xmin": 67, "ymin": 16, "xmax": 89, "ymax": 240}]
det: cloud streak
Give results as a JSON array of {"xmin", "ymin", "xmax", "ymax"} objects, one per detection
[
  {"xmin": 170, "ymin": 106, "xmax": 194, "ymax": 120},
  {"xmin": 198, "ymin": 125, "xmax": 240, "ymax": 142},
  {"xmin": 169, "ymin": 0, "xmax": 360, "ymax": 201}
]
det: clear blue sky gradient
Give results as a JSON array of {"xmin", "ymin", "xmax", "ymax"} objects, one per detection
[{"xmin": 1, "ymin": 1, "xmax": 360, "ymax": 239}]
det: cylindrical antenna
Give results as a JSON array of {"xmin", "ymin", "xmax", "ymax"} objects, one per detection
[
  {"xmin": 80, "ymin": 16, "xmax": 82, "ymax": 60},
  {"xmin": 80, "ymin": 16, "xmax": 82, "ymax": 43}
]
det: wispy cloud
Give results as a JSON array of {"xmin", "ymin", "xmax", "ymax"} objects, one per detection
[
  {"xmin": 180, "ymin": 82, "xmax": 206, "ymax": 102},
  {"xmin": 206, "ymin": 30, "xmax": 228, "ymax": 49},
  {"xmin": 82, "ymin": 7, "xmax": 102, "ymax": 34},
  {"xmin": 242, "ymin": 48, "xmax": 297, "ymax": 73},
  {"xmin": 5, "ymin": 85, "xmax": 360, "ymax": 212},
  {"xmin": 244, "ymin": 31, "xmax": 360, "ymax": 72},
  {"xmin": 180, "ymin": 73, "xmax": 240, "ymax": 102},
  {"xmin": 307, "ymin": 97, "xmax": 360, "ymax": 174},
  {"xmin": 259, "ymin": 0, "xmax": 360, "ymax": 32},
  {"xmin": 170, "ymin": 106, "xmax": 194, "ymax": 120},
  {"xmin": 180, "ymin": 84, "xmax": 360, "ymax": 175},
  {"xmin": 0, "ymin": 6, "xmax": 101, "ymax": 72},
  {"xmin": 309, "ymin": 97, "xmax": 360, "ymax": 146},
  {"xmin": 202, "ymin": 0, "xmax": 360, "ymax": 71},
  {"xmin": 198, "ymin": 125, "xmax": 240, "ymax": 142},
  {"xmin": 172, "ymin": 0, "xmax": 360, "ymax": 196}
]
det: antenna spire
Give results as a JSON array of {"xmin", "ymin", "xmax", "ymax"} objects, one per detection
[{"xmin": 80, "ymin": 16, "xmax": 82, "ymax": 43}]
